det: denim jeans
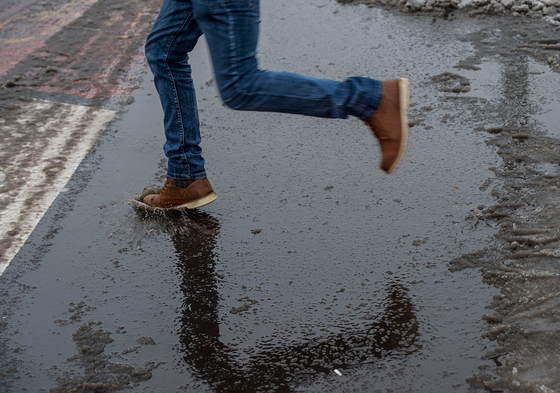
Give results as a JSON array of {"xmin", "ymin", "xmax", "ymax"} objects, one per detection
[{"xmin": 145, "ymin": 0, "xmax": 382, "ymax": 180}]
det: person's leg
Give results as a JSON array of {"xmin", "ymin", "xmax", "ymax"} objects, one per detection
[
  {"xmin": 144, "ymin": 0, "xmax": 218, "ymax": 209},
  {"xmin": 145, "ymin": 0, "xmax": 205, "ymax": 181},
  {"xmin": 192, "ymin": 0, "xmax": 408, "ymax": 174},
  {"xmin": 191, "ymin": 0, "xmax": 382, "ymax": 122}
]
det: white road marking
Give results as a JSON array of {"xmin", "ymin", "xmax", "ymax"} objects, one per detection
[{"xmin": 0, "ymin": 99, "xmax": 115, "ymax": 274}]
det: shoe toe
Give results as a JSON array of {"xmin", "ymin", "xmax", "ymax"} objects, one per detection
[{"xmin": 143, "ymin": 194, "xmax": 158, "ymax": 206}]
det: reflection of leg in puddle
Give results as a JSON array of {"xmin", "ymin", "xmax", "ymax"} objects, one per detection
[{"xmin": 170, "ymin": 214, "xmax": 419, "ymax": 391}]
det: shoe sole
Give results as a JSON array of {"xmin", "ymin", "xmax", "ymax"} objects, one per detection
[
  {"xmin": 386, "ymin": 78, "xmax": 409, "ymax": 174},
  {"xmin": 131, "ymin": 190, "xmax": 217, "ymax": 212},
  {"xmin": 175, "ymin": 191, "xmax": 218, "ymax": 210}
]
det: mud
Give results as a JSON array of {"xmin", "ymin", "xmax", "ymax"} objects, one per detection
[
  {"xmin": 450, "ymin": 123, "xmax": 560, "ymax": 389},
  {"xmin": 338, "ymin": 0, "xmax": 560, "ymax": 25},
  {"xmin": 422, "ymin": 15, "xmax": 560, "ymax": 392},
  {"xmin": 52, "ymin": 322, "xmax": 160, "ymax": 392}
]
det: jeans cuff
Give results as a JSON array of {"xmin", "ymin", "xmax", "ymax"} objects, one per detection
[{"xmin": 167, "ymin": 170, "xmax": 207, "ymax": 181}]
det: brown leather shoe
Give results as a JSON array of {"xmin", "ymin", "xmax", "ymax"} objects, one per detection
[
  {"xmin": 368, "ymin": 78, "xmax": 409, "ymax": 174},
  {"xmin": 143, "ymin": 176, "xmax": 217, "ymax": 209}
]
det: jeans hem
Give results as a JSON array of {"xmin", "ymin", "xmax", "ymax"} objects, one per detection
[{"xmin": 167, "ymin": 170, "xmax": 207, "ymax": 181}]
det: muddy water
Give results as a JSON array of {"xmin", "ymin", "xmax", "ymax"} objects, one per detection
[
  {"xmin": 2, "ymin": 0, "xmax": 560, "ymax": 391},
  {"xmin": 441, "ymin": 26, "xmax": 560, "ymax": 392}
]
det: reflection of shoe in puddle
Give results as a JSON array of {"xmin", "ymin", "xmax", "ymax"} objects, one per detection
[{"xmin": 131, "ymin": 176, "xmax": 217, "ymax": 212}]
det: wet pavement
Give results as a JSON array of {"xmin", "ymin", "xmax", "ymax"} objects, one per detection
[
  {"xmin": 0, "ymin": 0, "xmax": 160, "ymax": 272},
  {"xmin": 2, "ymin": 0, "xmax": 560, "ymax": 392}
]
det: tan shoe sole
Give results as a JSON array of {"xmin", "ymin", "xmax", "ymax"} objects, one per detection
[
  {"xmin": 386, "ymin": 78, "xmax": 410, "ymax": 174},
  {"xmin": 131, "ymin": 189, "xmax": 217, "ymax": 212},
  {"xmin": 175, "ymin": 191, "xmax": 218, "ymax": 210}
]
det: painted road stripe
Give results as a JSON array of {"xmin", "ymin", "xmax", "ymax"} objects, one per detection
[{"xmin": 0, "ymin": 99, "xmax": 115, "ymax": 274}]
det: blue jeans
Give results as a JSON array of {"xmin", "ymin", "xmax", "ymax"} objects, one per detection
[{"xmin": 145, "ymin": 0, "xmax": 382, "ymax": 180}]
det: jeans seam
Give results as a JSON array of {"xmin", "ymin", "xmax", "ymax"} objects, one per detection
[
  {"xmin": 165, "ymin": 10, "xmax": 195, "ymax": 178},
  {"xmin": 223, "ymin": 0, "xmax": 247, "ymax": 97},
  {"xmin": 231, "ymin": 85, "xmax": 333, "ymax": 112}
]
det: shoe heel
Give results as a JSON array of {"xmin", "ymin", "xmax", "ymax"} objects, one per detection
[
  {"xmin": 181, "ymin": 192, "xmax": 218, "ymax": 210},
  {"xmin": 398, "ymin": 78, "xmax": 410, "ymax": 109}
]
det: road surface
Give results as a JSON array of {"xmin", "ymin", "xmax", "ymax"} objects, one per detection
[{"xmin": 1, "ymin": 0, "xmax": 560, "ymax": 391}]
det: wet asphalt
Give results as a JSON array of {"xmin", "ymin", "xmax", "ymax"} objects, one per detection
[{"xmin": 3, "ymin": 0, "xmax": 560, "ymax": 391}]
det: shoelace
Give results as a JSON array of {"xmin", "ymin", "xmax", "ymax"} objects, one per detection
[{"xmin": 161, "ymin": 178, "xmax": 172, "ymax": 193}]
